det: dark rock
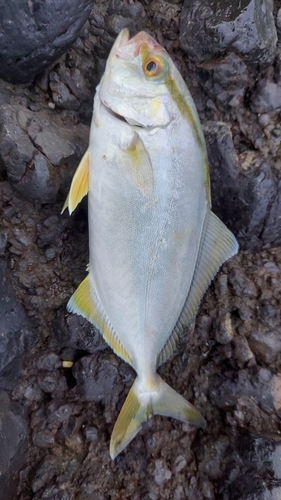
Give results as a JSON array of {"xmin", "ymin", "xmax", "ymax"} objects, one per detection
[
  {"xmin": 180, "ymin": 0, "xmax": 277, "ymax": 66},
  {"xmin": 198, "ymin": 53, "xmax": 249, "ymax": 109},
  {"xmin": 46, "ymin": 400, "xmax": 74, "ymax": 423},
  {"xmin": 250, "ymin": 67, "xmax": 281, "ymax": 116},
  {"xmin": 54, "ymin": 312, "xmax": 108, "ymax": 354},
  {"xmin": 209, "ymin": 367, "xmax": 276, "ymax": 414},
  {"xmin": 0, "ymin": 259, "xmax": 37, "ymax": 389},
  {"xmin": 0, "ymin": 104, "xmax": 88, "ymax": 204},
  {"xmin": 204, "ymin": 121, "xmax": 277, "ymax": 250},
  {"xmin": 0, "ymin": 232, "xmax": 8, "ymax": 255},
  {"xmin": 72, "ymin": 352, "xmax": 126, "ymax": 405},
  {"xmin": 37, "ymin": 370, "xmax": 68, "ymax": 393},
  {"xmin": 226, "ymin": 430, "xmax": 281, "ymax": 500},
  {"xmin": 0, "ymin": 391, "xmax": 28, "ymax": 500},
  {"xmin": 0, "ymin": 0, "xmax": 93, "ymax": 84},
  {"xmin": 248, "ymin": 329, "xmax": 281, "ymax": 364},
  {"xmin": 31, "ymin": 455, "xmax": 60, "ymax": 493}
]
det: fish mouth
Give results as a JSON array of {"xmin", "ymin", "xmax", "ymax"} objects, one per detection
[{"xmin": 101, "ymin": 101, "xmax": 145, "ymax": 128}]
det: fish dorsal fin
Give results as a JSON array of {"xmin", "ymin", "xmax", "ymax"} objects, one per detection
[
  {"xmin": 120, "ymin": 133, "xmax": 154, "ymax": 197},
  {"xmin": 67, "ymin": 275, "xmax": 132, "ymax": 365},
  {"xmin": 157, "ymin": 211, "xmax": 239, "ymax": 366},
  {"xmin": 62, "ymin": 149, "xmax": 90, "ymax": 214}
]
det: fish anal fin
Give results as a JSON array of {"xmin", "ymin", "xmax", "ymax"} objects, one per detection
[
  {"xmin": 157, "ymin": 211, "xmax": 239, "ymax": 366},
  {"xmin": 62, "ymin": 149, "xmax": 90, "ymax": 214},
  {"xmin": 67, "ymin": 275, "xmax": 132, "ymax": 364},
  {"xmin": 110, "ymin": 375, "xmax": 205, "ymax": 459}
]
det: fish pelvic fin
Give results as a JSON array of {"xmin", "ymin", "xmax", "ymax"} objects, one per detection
[
  {"xmin": 110, "ymin": 375, "xmax": 205, "ymax": 459},
  {"xmin": 62, "ymin": 149, "xmax": 90, "ymax": 214}
]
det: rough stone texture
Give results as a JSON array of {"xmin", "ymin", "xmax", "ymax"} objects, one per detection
[
  {"xmin": 204, "ymin": 121, "xmax": 278, "ymax": 250},
  {"xmin": 0, "ymin": 0, "xmax": 93, "ymax": 84},
  {"xmin": 180, "ymin": 0, "xmax": 277, "ymax": 66},
  {"xmin": 0, "ymin": 105, "xmax": 88, "ymax": 204},
  {"xmin": 0, "ymin": 0, "xmax": 280, "ymax": 499},
  {"xmin": 0, "ymin": 259, "xmax": 37, "ymax": 389},
  {"xmin": 250, "ymin": 65, "xmax": 281, "ymax": 116},
  {"xmin": 0, "ymin": 391, "xmax": 28, "ymax": 500}
]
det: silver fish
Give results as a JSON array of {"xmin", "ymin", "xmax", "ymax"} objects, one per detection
[{"xmin": 63, "ymin": 29, "xmax": 238, "ymax": 458}]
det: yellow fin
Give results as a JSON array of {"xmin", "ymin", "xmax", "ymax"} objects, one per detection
[
  {"xmin": 110, "ymin": 375, "xmax": 205, "ymax": 459},
  {"xmin": 120, "ymin": 133, "xmax": 154, "ymax": 197},
  {"xmin": 67, "ymin": 275, "xmax": 132, "ymax": 364},
  {"xmin": 62, "ymin": 149, "xmax": 90, "ymax": 214},
  {"xmin": 158, "ymin": 210, "xmax": 239, "ymax": 366}
]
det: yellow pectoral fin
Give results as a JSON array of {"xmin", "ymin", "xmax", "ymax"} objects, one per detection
[
  {"xmin": 62, "ymin": 149, "xmax": 90, "ymax": 214},
  {"xmin": 67, "ymin": 275, "xmax": 132, "ymax": 365}
]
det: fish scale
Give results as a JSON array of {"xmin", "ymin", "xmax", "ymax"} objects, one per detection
[{"xmin": 63, "ymin": 28, "xmax": 239, "ymax": 459}]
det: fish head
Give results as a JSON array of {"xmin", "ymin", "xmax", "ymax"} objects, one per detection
[{"xmin": 97, "ymin": 29, "xmax": 181, "ymax": 129}]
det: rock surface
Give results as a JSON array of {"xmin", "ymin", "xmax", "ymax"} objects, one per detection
[
  {"xmin": 0, "ymin": 0, "xmax": 280, "ymax": 499},
  {"xmin": 0, "ymin": 105, "xmax": 88, "ymax": 204},
  {"xmin": 0, "ymin": 259, "xmax": 37, "ymax": 389},
  {"xmin": 0, "ymin": 392, "xmax": 28, "ymax": 500},
  {"xmin": 180, "ymin": 0, "xmax": 277, "ymax": 66},
  {"xmin": 0, "ymin": 0, "xmax": 93, "ymax": 84}
]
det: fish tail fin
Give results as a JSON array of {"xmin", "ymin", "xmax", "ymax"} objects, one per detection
[{"xmin": 110, "ymin": 375, "xmax": 205, "ymax": 459}]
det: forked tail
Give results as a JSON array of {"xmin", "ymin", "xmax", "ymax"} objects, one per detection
[{"xmin": 110, "ymin": 375, "xmax": 206, "ymax": 459}]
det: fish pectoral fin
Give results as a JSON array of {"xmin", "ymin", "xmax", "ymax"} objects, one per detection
[
  {"xmin": 62, "ymin": 149, "xmax": 90, "ymax": 214},
  {"xmin": 120, "ymin": 133, "xmax": 154, "ymax": 197},
  {"xmin": 67, "ymin": 275, "xmax": 132, "ymax": 364},
  {"xmin": 158, "ymin": 210, "xmax": 239, "ymax": 366},
  {"xmin": 110, "ymin": 376, "xmax": 205, "ymax": 459}
]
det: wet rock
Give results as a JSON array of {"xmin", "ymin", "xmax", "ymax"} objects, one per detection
[
  {"xmin": 198, "ymin": 53, "xmax": 249, "ymax": 109},
  {"xmin": 72, "ymin": 352, "xmax": 129, "ymax": 406},
  {"xmin": 0, "ymin": 104, "xmax": 88, "ymax": 203},
  {"xmin": 204, "ymin": 121, "xmax": 277, "ymax": 250},
  {"xmin": 55, "ymin": 312, "xmax": 108, "ymax": 353},
  {"xmin": 248, "ymin": 329, "xmax": 281, "ymax": 364},
  {"xmin": 37, "ymin": 370, "xmax": 68, "ymax": 393},
  {"xmin": 31, "ymin": 455, "xmax": 60, "ymax": 493},
  {"xmin": 0, "ymin": 0, "xmax": 93, "ymax": 84},
  {"xmin": 46, "ymin": 400, "xmax": 74, "ymax": 423},
  {"xmin": 209, "ymin": 367, "xmax": 278, "ymax": 414},
  {"xmin": 0, "ymin": 391, "xmax": 28, "ymax": 500},
  {"xmin": 226, "ymin": 430, "xmax": 281, "ymax": 500},
  {"xmin": 106, "ymin": 0, "xmax": 147, "ymax": 32},
  {"xmin": 180, "ymin": 0, "xmax": 277, "ymax": 66},
  {"xmin": 148, "ymin": 458, "xmax": 172, "ymax": 485},
  {"xmin": 0, "ymin": 259, "xmax": 37, "ymax": 389},
  {"xmin": 214, "ymin": 312, "xmax": 235, "ymax": 344},
  {"xmin": 0, "ymin": 232, "xmax": 8, "ymax": 255},
  {"xmin": 250, "ymin": 67, "xmax": 281, "ymax": 116}
]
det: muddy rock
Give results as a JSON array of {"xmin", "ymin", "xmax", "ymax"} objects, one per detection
[
  {"xmin": 72, "ymin": 351, "xmax": 134, "ymax": 411},
  {"xmin": 0, "ymin": 0, "xmax": 93, "ymax": 84},
  {"xmin": 0, "ymin": 104, "xmax": 88, "ymax": 203},
  {"xmin": 250, "ymin": 66, "xmax": 281, "ymax": 116},
  {"xmin": 198, "ymin": 53, "xmax": 249, "ymax": 109},
  {"xmin": 204, "ymin": 121, "xmax": 277, "ymax": 250},
  {"xmin": 55, "ymin": 313, "xmax": 108, "ymax": 354},
  {"xmin": 180, "ymin": 0, "xmax": 277, "ymax": 66},
  {"xmin": 0, "ymin": 259, "xmax": 37, "ymax": 389},
  {"xmin": 225, "ymin": 430, "xmax": 281, "ymax": 500},
  {"xmin": 0, "ymin": 391, "xmax": 28, "ymax": 500}
]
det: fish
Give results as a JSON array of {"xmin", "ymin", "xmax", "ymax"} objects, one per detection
[{"xmin": 62, "ymin": 29, "xmax": 239, "ymax": 459}]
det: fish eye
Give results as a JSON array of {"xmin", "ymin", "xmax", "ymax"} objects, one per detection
[
  {"xmin": 146, "ymin": 60, "xmax": 157, "ymax": 72},
  {"xmin": 143, "ymin": 57, "xmax": 165, "ymax": 78}
]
